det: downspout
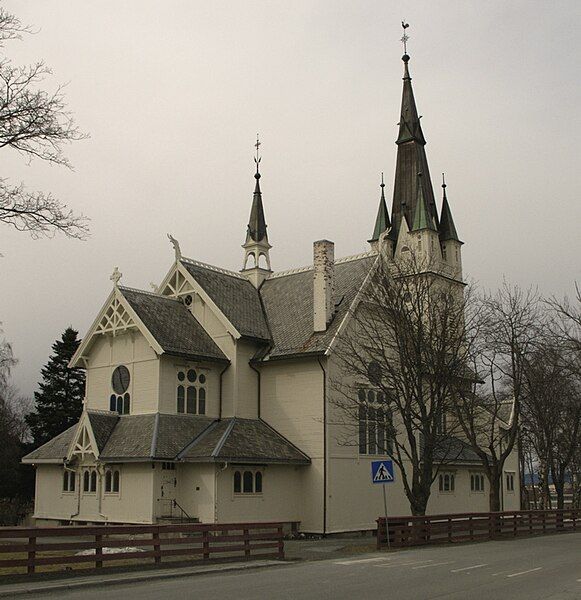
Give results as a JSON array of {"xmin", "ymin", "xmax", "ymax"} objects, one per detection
[
  {"xmin": 218, "ymin": 363, "xmax": 231, "ymax": 419},
  {"xmin": 249, "ymin": 363, "xmax": 261, "ymax": 419},
  {"xmin": 96, "ymin": 463, "xmax": 108, "ymax": 520},
  {"xmin": 317, "ymin": 357, "xmax": 327, "ymax": 536},
  {"xmin": 215, "ymin": 462, "xmax": 228, "ymax": 523},
  {"xmin": 66, "ymin": 462, "xmax": 81, "ymax": 520}
]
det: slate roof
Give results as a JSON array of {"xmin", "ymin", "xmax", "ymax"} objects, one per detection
[
  {"xmin": 259, "ymin": 254, "xmax": 377, "ymax": 359},
  {"xmin": 434, "ymin": 436, "xmax": 483, "ymax": 465},
  {"xmin": 120, "ymin": 287, "xmax": 228, "ymax": 363},
  {"xmin": 24, "ymin": 412, "xmax": 310, "ymax": 465},
  {"xmin": 87, "ymin": 411, "xmax": 118, "ymax": 451},
  {"xmin": 179, "ymin": 418, "xmax": 310, "ymax": 464},
  {"xmin": 180, "ymin": 260, "xmax": 270, "ymax": 341},
  {"xmin": 22, "ymin": 424, "xmax": 77, "ymax": 462}
]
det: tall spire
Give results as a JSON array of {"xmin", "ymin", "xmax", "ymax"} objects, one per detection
[
  {"xmin": 369, "ymin": 172, "xmax": 391, "ymax": 243},
  {"xmin": 390, "ymin": 23, "xmax": 438, "ymax": 239},
  {"xmin": 439, "ymin": 173, "xmax": 461, "ymax": 242},
  {"xmin": 242, "ymin": 135, "xmax": 272, "ymax": 286}
]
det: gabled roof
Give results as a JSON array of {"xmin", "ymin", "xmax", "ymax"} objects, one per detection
[
  {"xmin": 259, "ymin": 253, "xmax": 377, "ymax": 359},
  {"xmin": 120, "ymin": 287, "xmax": 229, "ymax": 363},
  {"xmin": 23, "ymin": 411, "xmax": 310, "ymax": 465},
  {"xmin": 178, "ymin": 418, "xmax": 310, "ymax": 464},
  {"xmin": 100, "ymin": 413, "xmax": 214, "ymax": 460},
  {"xmin": 180, "ymin": 259, "xmax": 270, "ymax": 341},
  {"xmin": 22, "ymin": 425, "xmax": 77, "ymax": 463}
]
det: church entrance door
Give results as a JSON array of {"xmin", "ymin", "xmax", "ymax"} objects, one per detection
[{"xmin": 160, "ymin": 473, "xmax": 177, "ymax": 517}]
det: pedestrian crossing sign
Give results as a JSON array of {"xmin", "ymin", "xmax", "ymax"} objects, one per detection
[{"xmin": 371, "ymin": 460, "xmax": 394, "ymax": 484}]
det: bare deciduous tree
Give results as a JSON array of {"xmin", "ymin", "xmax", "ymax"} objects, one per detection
[
  {"xmin": 454, "ymin": 283, "xmax": 544, "ymax": 511},
  {"xmin": 331, "ymin": 252, "xmax": 478, "ymax": 516},
  {"xmin": 0, "ymin": 7, "xmax": 88, "ymax": 240}
]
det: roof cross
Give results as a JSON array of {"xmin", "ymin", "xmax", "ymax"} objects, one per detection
[{"xmin": 110, "ymin": 266, "xmax": 122, "ymax": 287}]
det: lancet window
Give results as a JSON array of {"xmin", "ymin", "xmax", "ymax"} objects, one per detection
[{"xmin": 176, "ymin": 367, "xmax": 207, "ymax": 415}]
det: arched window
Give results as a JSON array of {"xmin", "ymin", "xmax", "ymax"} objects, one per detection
[
  {"xmin": 110, "ymin": 395, "xmax": 116, "ymax": 412},
  {"xmin": 83, "ymin": 470, "xmax": 90, "ymax": 492},
  {"xmin": 176, "ymin": 367, "xmax": 208, "ymax": 415},
  {"xmin": 63, "ymin": 470, "xmax": 75, "ymax": 492},
  {"xmin": 105, "ymin": 470, "xmax": 112, "ymax": 493},
  {"xmin": 234, "ymin": 471, "xmax": 241, "ymax": 493},
  {"xmin": 198, "ymin": 388, "xmax": 206, "ymax": 415},
  {"xmin": 255, "ymin": 471, "xmax": 262, "ymax": 493},
  {"xmin": 186, "ymin": 386, "xmax": 197, "ymax": 414},
  {"xmin": 113, "ymin": 470, "xmax": 120, "ymax": 493},
  {"xmin": 243, "ymin": 471, "xmax": 253, "ymax": 493},
  {"xmin": 116, "ymin": 396, "xmax": 123, "ymax": 414},
  {"xmin": 177, "ymin": 385, "xmax": 185, "ymax": 413},
  {"xmin": 123, "ymin": 393, "xmax": 130, "ymax": 415},
  {"xmin": 90, "ymin": 470, "xmax": 97, "ymax": 493}
]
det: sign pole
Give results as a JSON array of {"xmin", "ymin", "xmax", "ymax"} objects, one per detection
[{"xmin": 382, "ymin": 483, "xmax": 390, "ymax": 551}]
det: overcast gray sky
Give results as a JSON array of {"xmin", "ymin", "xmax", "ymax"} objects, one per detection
[{"xmin": 2, "ymin": 1, "xmax": 580, "ymax": 398}]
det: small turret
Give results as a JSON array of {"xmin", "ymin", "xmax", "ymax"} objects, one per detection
[
  {"xmin": 369, "ymin": 173, "xmax": 391, "ymax": 252},
  {"xmin": 439, "ymin": 174, "xmax": 463, "ymax": 279},
  {"xmin": 241, "ymin": 136, "xmax": 272, "ymax": 288}
]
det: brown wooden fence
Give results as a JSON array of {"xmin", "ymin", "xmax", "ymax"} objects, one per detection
[
  {"xmin": 0, "ymin": 521, "xmax": 288, "ymax": 575},
  {"xmin": 377, "ymin": 509, "xmax": 580, "ymax": 549}
]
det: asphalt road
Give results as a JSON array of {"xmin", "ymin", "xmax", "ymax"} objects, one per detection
[{"xmin": 26, "ymin": 532, "xmax": 581, "ymax": 600}]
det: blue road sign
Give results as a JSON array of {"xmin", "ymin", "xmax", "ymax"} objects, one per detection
[{"xmin": 371, "ymin": 460, "xmax": 395, "ymax": 484}]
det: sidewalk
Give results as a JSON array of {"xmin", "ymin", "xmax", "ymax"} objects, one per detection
[{"xmin": 0, "ymin": 559, "xmax": 283, "ymax": 598}]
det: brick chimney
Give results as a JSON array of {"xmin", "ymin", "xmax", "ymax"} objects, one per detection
[{"xmin": 313, "ymin": 240, "xmax": 335, "ymax": 332}]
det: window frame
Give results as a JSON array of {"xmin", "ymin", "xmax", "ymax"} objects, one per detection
[
  {"xmin": 104, "ymin": 468, "xmax": 121, "ymax": 495},
  {"xmin": 438, "ymin": 472, "xmax": 455, "ymax": 494},
  {"xmin": 62, "ymin": 469, "xmax": 76, "ymax": 493},
  {"xmin": 82, "ymin": 468, "xmax": 97, "ymax": 495},
  {"xmin": 470, "ymin": 472, "xmax": 485, "ymax": 493},
  {"xmin": 357, "ymin": 387, "xmax": 392, "ymax": 457},
  {"xmin": 505, "ymin": 471, "xmax": 515, "ymax": 493},
  {"xmin": 233, "ymin": 469, "xmax": 264, "ymax": 496},
  {"xmin": 176, "ymin": 365, "xmax": 208, "ymax": 415}
]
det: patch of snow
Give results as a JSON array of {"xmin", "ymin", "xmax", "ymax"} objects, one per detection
[{"xmin": 75, "ymin": 546, "xmax": 145, "ymax": 556}]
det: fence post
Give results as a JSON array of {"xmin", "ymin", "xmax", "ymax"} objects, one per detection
[
  {"xmin": 27, "ymin": 536, "xmax": 36, "ymax": 575},
  {"xmin": 243, "ymin": 528, "xmax": 250, "ymax": 559},
  {"xmin": 447, "ymin": 517, "xmax": 452, "ymax": 543},
  {"xmin": 277, "ymin": 526, "xmax": 284, "ymax": 560},
  {"xmin": 95, "ymin": 534, "xmax": 103, "ymax": 569},
  {"xmin": 542, "ymin": 511, "xmax": 546, "ymax": 534},
  {"xmin": 376, "ymin": 519, "xmax": 382, "ymax": 550},
  {"xmin": 153, "ymin": 529, "xmax": 161, "ymax": 565},
  {"xmin": 469, "ymin": 516, "xmax": 474, "ymax": 541},
  {"xmin": 202, "ymin": 528, "xmax": 210, "ymax": 561}
]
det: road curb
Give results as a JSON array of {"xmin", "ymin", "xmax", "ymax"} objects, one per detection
[{"xmin": 0, "ymin": 559, "xmax": 285, "ymax": 597}]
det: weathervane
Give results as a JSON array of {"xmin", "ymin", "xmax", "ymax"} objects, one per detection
[
  {"xmin": 254, "ymin": 133, "xmax": 261, "ymax": 174},
  {"xmin": 401, "ymin": 21, "xmax": 410, "ymax": 54}
]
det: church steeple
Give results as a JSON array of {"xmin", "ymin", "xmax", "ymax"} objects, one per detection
[
  {"xmin": 390, "ymin": 28, "xmax": 438, "ymax": 241},
  {"xmin": 369, "ymin": 173, "xmax": 391, "ymax": 249},
  {"xmin": 241, "ymin": 135, "xmax": 272, "ymax": 288}
]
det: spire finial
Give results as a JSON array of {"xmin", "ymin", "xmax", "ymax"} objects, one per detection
[
  {"xmin": 401, "ymin": 21, "xmax": 410, "ymax": 56},
  {"xmin": 442, "ymin": 172, "xmax": 446, "ymax": 188},
  {"xmin": 380, "ymin": 172, "xmax": 385, "ymax": 189},
  {"xmin": 254, "ymin": 134, "xmax": 261, "ymax": 179}
]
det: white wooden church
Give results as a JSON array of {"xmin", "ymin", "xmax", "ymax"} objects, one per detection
[{"xmin": 24, "ymin": 46, "xmax": 520, "ymax": 533}]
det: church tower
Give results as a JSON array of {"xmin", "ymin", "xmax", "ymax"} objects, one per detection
[
  {"xmin": 375, "ymin": 25, "xmax": 462, "ymax": 283},
  {"xmin": 241, "ymin": 137, "xmax": 272, "ymax": 288}
]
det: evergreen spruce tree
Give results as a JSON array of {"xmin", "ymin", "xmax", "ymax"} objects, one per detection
[{"xmin": 26, "ymin": 328, "xmax": 85, "ymax": 447}]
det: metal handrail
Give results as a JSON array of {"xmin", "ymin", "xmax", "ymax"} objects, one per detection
[{"xmin": 172, "ymin": 499, "xmax": 193, "ymax": 522}]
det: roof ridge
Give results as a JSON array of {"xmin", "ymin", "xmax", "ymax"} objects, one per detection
[
  {"xmin": 176, "ymin": 419, "xmax": 221, "ymax": 459},
  {"xmin": 180, "ymin": 257, "xmax": 245, "ymax": 280},
  {"xmin": 211, "ymin": 418, "xmax": 237, "ymax": 457},
  {"xmin": 150, "ymin": 413, "xmax": 160, "ymax": 458},
  {"xmin": 119, "ymin": 285, "xmax": 175, "ymax": 300},
  {"xmin": 269, "ymin": 251, "xmax": 376, "ymax": 280}
]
